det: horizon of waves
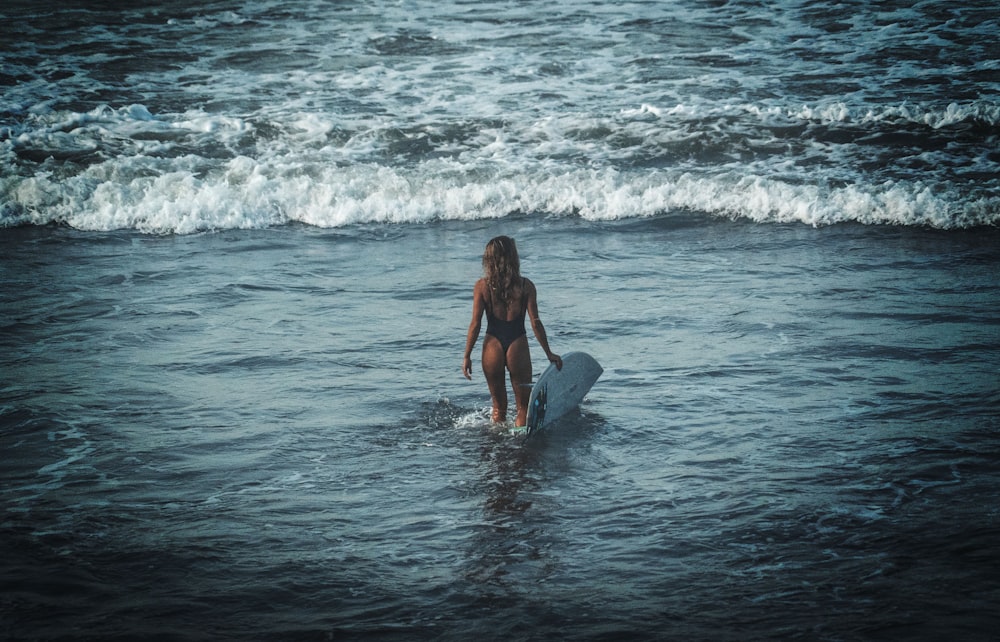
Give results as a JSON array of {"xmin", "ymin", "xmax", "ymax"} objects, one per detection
[{"xmin": 2, "ymin": 100, "xmax": 997, "ymax": 233}]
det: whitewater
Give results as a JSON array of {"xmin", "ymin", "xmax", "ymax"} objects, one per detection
[{"xmin": 2, "ymin": 0, "xmax": 998, "ymax": 232}]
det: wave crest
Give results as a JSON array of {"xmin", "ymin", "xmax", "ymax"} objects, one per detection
[{"xmin": 2, "ymin": 158, "xmax": 994, "ymax": 233}]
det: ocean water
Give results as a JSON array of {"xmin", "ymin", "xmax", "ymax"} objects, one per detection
[{"xmin": 2, "ymin": 1, "xmax": 999, "ymax": 640}]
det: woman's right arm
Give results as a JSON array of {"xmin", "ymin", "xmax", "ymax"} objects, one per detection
[{"xmin": 462, "ymin": 280, "xmax": 486, "ymax": 379}]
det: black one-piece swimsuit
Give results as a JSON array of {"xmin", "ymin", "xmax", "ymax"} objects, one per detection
[{"xmin": 485, "ymin": 287, "xmax": 527, "ymax": 352}]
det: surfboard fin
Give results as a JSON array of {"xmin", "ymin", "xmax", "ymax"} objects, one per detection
[{"xmin": 526, "ymin": 384, "xmax": 547, "ymax": 437}]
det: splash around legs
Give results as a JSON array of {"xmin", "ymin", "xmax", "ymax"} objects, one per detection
[{"xmin": 482, "ymin": 334, "xmax": 532, "ymax": 426}]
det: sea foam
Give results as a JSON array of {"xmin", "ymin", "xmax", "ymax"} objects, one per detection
[
  {"xmin": 2, "ymin": 88, "xmax": 997, "ymax": 233},
  {"xmin": 3, "ymin": 153, "xmax": 993, "ymax": 233}
]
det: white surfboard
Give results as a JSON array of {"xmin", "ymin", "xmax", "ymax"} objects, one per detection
[{"xmin": 524, "ymin": 351, "xmax": 602, "ymax": 438}]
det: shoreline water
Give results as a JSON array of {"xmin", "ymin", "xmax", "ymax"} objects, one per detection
[{"xmin": 3, "ymin": 216, "xmax": 999, "ymax": 640}]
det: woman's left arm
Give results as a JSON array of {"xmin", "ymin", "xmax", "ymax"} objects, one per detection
[{"xmin": 525, "ymin": 279, "xmax": 562, "ymax": 370}]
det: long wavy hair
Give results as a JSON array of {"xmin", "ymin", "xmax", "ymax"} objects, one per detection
[{"xmin": 482, "ymin": 235, "xmax": 522, "ymax": 312}]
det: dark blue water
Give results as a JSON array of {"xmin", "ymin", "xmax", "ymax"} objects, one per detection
[{"xmin": 3, "ymin": 217, "xmax": 998, "ymax": 640}]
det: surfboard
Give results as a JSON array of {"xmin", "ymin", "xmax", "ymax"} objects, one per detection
[{"xmin": 524, "ymin": 351, "xmax": 602, "ymax": 438}]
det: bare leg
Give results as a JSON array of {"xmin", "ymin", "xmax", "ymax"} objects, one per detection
[
  {"xmin": 506, "ymin": 336, "xmax": 532, "ymax": 426},
  {"xmin": 482, "ymin": 335, "xmax": 508, "ymax": 423}
]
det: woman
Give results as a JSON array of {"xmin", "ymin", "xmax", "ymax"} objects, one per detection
[{"xmin": 463, "ymin": 236, "xmax": 562, "ymax": 426}]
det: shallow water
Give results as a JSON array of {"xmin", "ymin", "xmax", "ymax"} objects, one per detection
[{"xmin": 3, "ymin": 218, "xmax": 998, "ymax": 640}]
